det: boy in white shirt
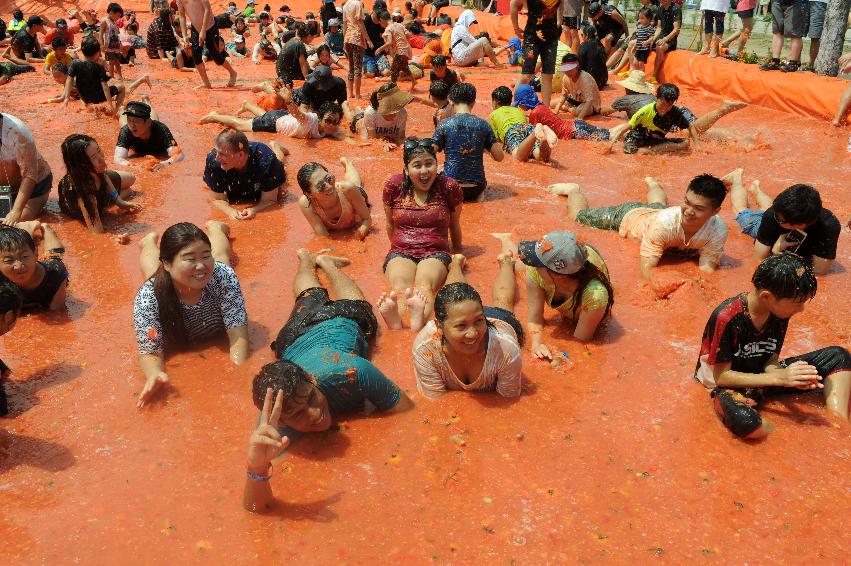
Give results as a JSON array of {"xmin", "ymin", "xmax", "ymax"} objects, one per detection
[{"xmin": 549, "ymin": 174, "xmax": 728, "ymax": 279}]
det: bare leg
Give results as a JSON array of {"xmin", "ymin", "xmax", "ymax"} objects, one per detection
[
  {"xmin": 547, "ymin": 183, "xmax": 586, "ymax": 220},
  {"xmin": 139, "ymin": 95, "xmax": 159, "ymax": 121},
  {"xmin": 316, "ymin": 255, "xmax": 362, "ymax": 300},
  {"xmin": 532, "ymin": 126, "xmax": 552, "ymax": 162},
  {"xmin": 644, "ymin": 177, "xmax": 669, "ymax": 205},
  {"xmin": 491, "ymin": 252, "xmax": 518, "ymax": 312},
  {"xmin": 540, "ymin": 74, "xmax": 553, "ymax": 108},
  {"xmin": 222, "ymin": 60, "xmax": 238, "ymax": 87},
  {"xmin": 195, "ymin": 62, "xmax": 213, "ymax": 89},
  {"xmin": 721, "ymin": 29, "xmax": 742, "ymax": 47},
  {"xmin": 823, "ymin": 370, "xmax": 850, "ymax": 420},
  {"xmin": 750, "ymin": 180, "xmax": 772, "ymax": 210},
  {"xmin": 385, "ymin": 256, "xmax": 418, "ymax": 320},
  {"xmin": 205, "ymin": 220, "xmax": 232, "ymax": 266},
  {"xmin": 445, "ymin": 254, "xmax": 466, "ymax": 285},
  {"xmin": 139, "ymin": 232, "xmax": 160, "ymax": 279},
  {"xmin": 127, "ymin": 74, "xmax": 151, "ymax": 95},
  {"xmin": 116, "ymin": 170, "xmax": 137, "ymax": 198},
  {"xmin": 412, "ymin": 257, "xmax": 449, "ymax": 323},
  {"xmin": 832, "ymin": 84, "xmax": 851, "ymax": 126},
  {"xmin": 198, "ymin": 111, "xmax": 254, "ymax": 131},
  {"xmin": 293, "ymin": 248, "xmax": 322, "ymax": 297},
  {"xmin": 788, "ymin": 37, "xmax": 802, "ymax": 62},
  {"xmin": 113, "ymin": 84, "xmax": 127, "ymax": 112},
  {"xmin": 269, "ymin": 141, "xmax": 289, "ymax": 163},
  {"xmin": 237, "ymin": 100, "xmax": 266, "ymax": 117},
  {"xmin": 650, "ymin": 44, "xmax": 667, "ymax": 81},
  {"xmin": 340, "ymin": 156, "xmax": 362, "ymax": 186},
  {"xmin": 511, "ymin": 130, "xmax": 538, "ymax": 162},
  {"xmin": 692, "ymin": 100, "xmax": 748, "ymax": 133},
  {"xmin": 725, "ymin": 168, "xmax": 749, "ymax": 214},
  {"xmin": 16, "ymin": 193, "xmax": 49, "ymax": 221}
]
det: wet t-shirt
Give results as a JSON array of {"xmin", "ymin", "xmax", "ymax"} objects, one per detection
[
  {"xmin": 658, "ymin": 3, "xmax": 682, "ymax": 38},
  {"xmin": 11, "ymin": 29, "xmax": 40, "ymax": 57},
  {"xmin": 363, "ymin": 106, "xmax": 407, "ymax": 142},
  {"xmin": 203, "ymin": 141, "xmax": 286, "ymax": 203},
  {"xmin": 116, "ymin": 120, "xmax": 177, "ymax": 157},
  {"xmin": 524, "ymin": 0, "xmax": 561, "ymax": 39},
  {"xmin": 695, "ymin": 293, "xmax": 788, "ymax": 388},
  {"xmin": 383, "ymin": 173, "xmax": 463, "ymax": 258},
  {"xmin": 755, "ymin": 207, "xmax": 840, "ymax": 261},
  {"xmin": 629, "ymin": 101, "xmax": 690, "ymax": 137},
  {"xmin": 282, "ymin": 317, "xmax": 401, "ymax": 413},
  {"xmin": 578, "ymin": 39, "xmax": 608, "ymax": 89},
  {"xmin": 1, "ymin": 257, "xmax": 68, "ymax": 310},
  {"xmin": 68, "ymin": 60, "xmax": 110, "ymax": 104},
  {"xmin": 488, "ymin": 106, "xmax": 527, "ymax": 141},
  {"xmin": 432, "ymin": 113, "xmax": 498, "ymax": 185},
  {"xmin": 276, "ymin": 38, "xmax": 308, "ymax": 80}
]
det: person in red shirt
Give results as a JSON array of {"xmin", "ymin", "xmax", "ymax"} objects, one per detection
[
  {"xmin": 514, "ymin": 83, "xmax": 627, "ymax": 142},
  {"xmin": 378, "ymin": 137, "xmax": 463, "ymax": 332}
]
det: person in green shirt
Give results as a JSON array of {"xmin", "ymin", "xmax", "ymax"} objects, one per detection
[{"xmin": 488, "ymin": 86, "xmax": 555, "ymax": 163}]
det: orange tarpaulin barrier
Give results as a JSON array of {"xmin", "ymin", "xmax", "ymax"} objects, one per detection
[{"xmin": 655, "ymin": 51, "xmax": 846, "ymax": 122}]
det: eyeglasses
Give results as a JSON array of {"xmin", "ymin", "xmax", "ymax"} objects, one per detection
[
  {"xmin": 314, "ymin": 174, "xmax": 335, "ymax": 192},
  {"xmin": 403, "ymin": 138, "xmax": 436, "ymax": 152}
]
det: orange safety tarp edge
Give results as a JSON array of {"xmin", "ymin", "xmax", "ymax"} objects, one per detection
[{"xmin": 655, "ymin": 50, "xmax": 846, "ymax": 122}]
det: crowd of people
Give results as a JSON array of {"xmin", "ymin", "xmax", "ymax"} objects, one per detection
[{"xmin": 0, "ymin": 0, "xmax": 848, "ymax": 513}]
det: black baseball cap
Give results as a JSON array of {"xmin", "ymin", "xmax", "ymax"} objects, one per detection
[
  {"xmin": 123, "ymin": 101, "xmax": 152, "ymax": 120},
  {"xmin": 27, "ymin": 15, "xmax": 45, "ymax": 27}
]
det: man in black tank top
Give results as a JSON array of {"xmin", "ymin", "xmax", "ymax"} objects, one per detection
[{"xmin": 511, "ymin": 0, "xmax": 563, "ymax": 108}]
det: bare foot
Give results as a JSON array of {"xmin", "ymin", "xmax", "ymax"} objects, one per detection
[
  {"xmin": 141, "ymin": 75, "xmax": 152, "ymax": 90},
  {"xmin": 722, "ymin": 100, "xmax": 748, "ymax": 112},
  {"xmin": 377, "ymin": 291, "xmax": 403, "ymax": 330},
  {"xmin": 269, "ymin": 140, "xmax": 290, "ymax": 158},
  {"xmin": 198, "ymin": 111, "xmax": 219, "ymax": 125},
  {"xmin": 533, "ymin": 123, "xmax": 545, "ymax": 141},
  {"xmin": 450, "ymin": 253, "xmax": 466, "ymax": 271},
  {"xmin": 15, "ymin": 220, "xmax": 42, "ymax": 238},
  {"xmin": 720, "ymin": 168, "xmax": 743, "ymax": 185},
  {"xmin": 542, "ymin": 125, "xmax": 558, "ymax": 149},
  {"xmin": 831, "ymin": 118, "xmax": 842, "ymax": 127},
  {"xmin": 139, "ymin": 231, "xmax": 158, "ymax": 249},
  {"xmin": 497, "ymin": 251, "xmax": 516, "ymax": 269},
  {"xmin": 405, "ymin": 287, "xmax": 428, "ymax": 331},
  {"xmin": 316, "ymin": 254, "xmax": 352, "ymax": 269},
  {"xmin": 113, "ymin": 233, "xmax": 130, "ymax": 245},
  {"xmin": 141, "ymin": 94, "xmax": 152, "ymax": 105},
  {"xmin": 547, "ymin": 182, "xmax": 579, "ymax": 196},
  {"xmin": 296, "ymin": 247, "xmax": 317, "ymax": 265},
  {"xmin": 234, "ymin": 100, "xmax": 250, "ymax": 115},
  {"xmin": 206, "ymin": 219, "xmax": 230, "ymax": 237},
  {"xmin": 747, "ymin": 179, "xmax": 761, "ymax": 195}
]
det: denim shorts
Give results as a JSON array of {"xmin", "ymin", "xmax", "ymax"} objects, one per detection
[
  {"xmin": 383, "ymin": 251, "xmax": 452, "ymax": 272},
  {"xmin": 735, "ymin": 208, "xmax": 765, "ymax": 238},
  {"xmin": 363, "ymin": 53, "xmax": 390, "ymax": 75},
  {"xmin": 251, "ymin": 110, "xmax": 288, "ymax": 133}
]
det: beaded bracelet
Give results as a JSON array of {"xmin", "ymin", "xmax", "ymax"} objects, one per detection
[{"xmin": 246, "ymin": 463, "xmax": 272, "ymax": 481}]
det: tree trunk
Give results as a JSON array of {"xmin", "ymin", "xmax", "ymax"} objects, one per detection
[{"xmin": 814, "ymin": 0, "xmax": 851, "ymax": 76}]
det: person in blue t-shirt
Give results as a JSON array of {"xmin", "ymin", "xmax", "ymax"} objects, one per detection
[
  {"xmin": 202, "ymin": 128, "xmax": 286, "ymax": 220},
  {"xmin": 431, "ymin": 82, "xmax": 504, "ymax": 202},
  {"xmin": 243, "ymin": 248, "xmax": 413, "ymax": 512}
]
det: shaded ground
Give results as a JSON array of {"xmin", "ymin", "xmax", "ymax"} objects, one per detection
[{"xmin": 0, "ymin": 10, "xmax": 849, "ymax": 564}]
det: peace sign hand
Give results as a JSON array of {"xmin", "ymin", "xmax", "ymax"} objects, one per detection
[{"xmin": 247, "ymin": 388, "xmax": 290, "ymax": 471}]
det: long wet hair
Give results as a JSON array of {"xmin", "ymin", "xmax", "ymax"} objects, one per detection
[
  {"xmin": 752, "ymin": 253, "xmax": 817, "ymax": 302},
  {"xmin": 152, "ymin": 223, "xmax": 212, "ymax": 349},
  {"xmin": 296, "ymin": 162, "xmax": 327, "ymax": 195},
  {"xmin": 60, "ymin": 133, "xmax": 104, "ymax": 220},
  {"xmin": 557, "ymin": 244, "xmax": 615, "ymax": 322}
]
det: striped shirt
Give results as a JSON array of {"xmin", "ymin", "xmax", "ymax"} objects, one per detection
[{"xmin": 133, "ymin": 262, "xmax": 247, "ymax": 355}]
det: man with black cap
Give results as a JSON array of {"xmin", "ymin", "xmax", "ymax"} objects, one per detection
[
  {"xmin": 114, "ymin": 99, "xmax": 184, "ymax": 172},
  {"xmin": 588, "ymin": 1, "xmax": 628, "ymax": 55},
  {"xmin": 511, "ymin": 0, "xmax": 563, "ymax": 108},
  {"xmin": 296, "ymin": 66, "xmax": 347, "ymax": 112},
  {"xmin": 9, "ymin": 16, "xmax": 47, "ymax": 64}
]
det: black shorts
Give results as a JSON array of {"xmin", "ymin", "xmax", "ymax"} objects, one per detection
[
  {"xmin": 458, "ymin": 181, "xmax": 487, "ymax": 202},
  {"xmin": 606, "ymin": 29, "xmax": 625, "ymax": 47},
  {"xmin": 635, "ymin": 48, "xmax": 650, "ymax": 63},
  {"xmin": 383, "ymin": 251, "xmax": 452, "ymax": 272},
  {"xmin": 562, "ymin": 16, "xmax": 580, "ymax": 29},
  {"xmin": 483, "ymin": 306, "xmax": 525, "ymax": 346},
  {"xmin": 433, "ymin": 0, "xmax": 449, "ymax": 8},
  {"xmin": 190, "ymin": 25, "xmax": 227, "ymax": 66},
  {"xmin": 251, "ymin": 109, "xmax": 288, "ymax": 133},
  {"xmin": 270, "ymin": 287, "xmax": 377, "ymax": 358},
  {"xmin": 521, "ymin": 35, "xmax": 559, "ymax": 75},
  {"xmin": 662, "ymin": 38, "xmax": 677, "ymax": 52},
  {"xmin": 623, "ymin": 129, "xmax": 686, "ymax": 154},
  {"xmin": 711, "ymin": 346, "xmax": 851, "ymax": 437},
  {"xmin": 737, "ymin": 8, "xmax": 754, "ymax": 18}
]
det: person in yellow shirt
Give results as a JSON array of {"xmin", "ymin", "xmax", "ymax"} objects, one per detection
[{"xmin": 43, "ymin": 38, "xmax": 73, "ymax": 73}]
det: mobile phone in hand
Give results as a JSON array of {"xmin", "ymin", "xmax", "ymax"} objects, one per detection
[
  {"xmin": 0, "ymin": 186, "xmax": 13, "ymax": 218},
  {"xmin": 784, "ymin": 229, "xmax": 807, "ymax": 252}
]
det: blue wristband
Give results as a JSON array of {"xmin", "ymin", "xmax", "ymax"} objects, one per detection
[{"xmin": 246, "ymin": 467, "xmax": 272, "ymax": 481}]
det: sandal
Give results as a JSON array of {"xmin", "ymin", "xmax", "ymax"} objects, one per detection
[
  {"xmin": 759, "ymin": 59, "xmax": 780, "ymax": 71},
  {"xmin": 780, "ymin": 60, "xmax": 800, "ymax": 72}
]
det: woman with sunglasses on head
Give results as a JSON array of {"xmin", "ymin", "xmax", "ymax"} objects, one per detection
[
  {"xmin": 134, "ymin": 221, "xmax": 248, "ymax": 408},
  {"xmin": 296, "ymin": 157, "xmax": 372, "ymax": 240},
  {"xmin": 493, "ymin": 230, "xmax": 614, "ymax": 360},
  {"xmin": 378, "ymin": 137, "xmax": 462, "ymax": 332}
]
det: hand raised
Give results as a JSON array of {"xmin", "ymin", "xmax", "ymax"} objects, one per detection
[{"xmin": 248, "ymin": 388, "xmax": 290, "ymax": 470}]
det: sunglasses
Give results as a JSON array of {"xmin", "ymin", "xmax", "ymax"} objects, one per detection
[{"xmin": 403, "ymin": 138, "xmax": 436, "ymax": 152}]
